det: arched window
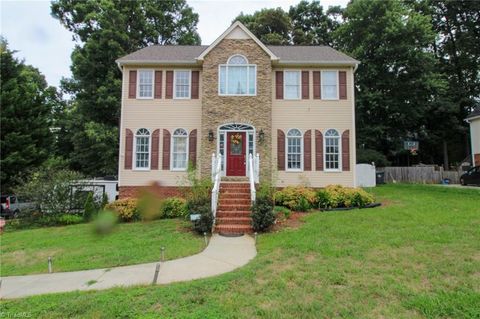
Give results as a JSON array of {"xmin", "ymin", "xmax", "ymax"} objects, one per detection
[
  {"xmin": 324, "ymin": 129, "xmax": 340, "ymax": 171},
  {"xmin": 287, "ymin": 129, "xmax": 302, "ymax": 171},
  {"xmin": 219, "ymin": 54, "xmax": 256, "ymax": 96},
  {"xmin": 172, "ymin": 128, "xmax": 188, "ymax": 170},
  {"xmin": 135, "ymin": 128, "xmax": 150, "ymax": 169}
]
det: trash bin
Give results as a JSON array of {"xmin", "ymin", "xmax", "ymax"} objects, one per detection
[{"xmin": 376, "ymin": 171, "xmax": 385, "ymax": 184}]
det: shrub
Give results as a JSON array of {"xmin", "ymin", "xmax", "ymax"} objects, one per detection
[
  {"xmin": 100, "ymin": 193, "xmax": 109, "ymax": 209},
  {"xmin": 104, "ymin": 198, "xmax": 139, "ymax": 222},
  {"xmin": 274, "ymin": 186, "xmax": 317, "ymax": 211},
  {"xmin": 160, "ymin": 197, "xmax": 187, "ymax": 219},
  {"xmin": 83, "ymin": 193, "xmax": 97, "ymax": 221},
  {"xmin": 93, "ymin": 210, "xmax": 118, "ymax": 235},
  {"xmin": 317, "ymin": 185, "xmax": 375, "ymax": 209},
  {"xmin": 56, "ymin": 214, "xmax": 84, "ymax": 225},
  {"xmin": 357, "ymin": 148, "xmax": 390, "ymax": 167},
  {"xmin": 274, "ymin": 206, "xmax": 291, "ymax": 219},
  {"xmin": 14, "ymin": 168, "xmax": 84, "ymax": 216},
  {"xmin": 192, "ymin": 202, "xmax": 213, "ymax": 234},
  {"xmin": 251, "ymin": 195, "xmax": 275, "ymax": 232}
]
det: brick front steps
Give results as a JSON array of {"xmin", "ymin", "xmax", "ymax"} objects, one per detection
[{"xmin": 215, "ymin": 182, "xmax": 253, "ymax": 235}]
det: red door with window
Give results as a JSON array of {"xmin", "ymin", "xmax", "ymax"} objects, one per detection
[{"xmin": 226, "ymin": 132, "xmax": 246, "ymax": 176}]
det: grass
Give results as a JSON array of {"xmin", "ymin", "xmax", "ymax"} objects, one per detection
[
  {"xmin": 2, "ymin": 184, "xmax": 480, "ymax": 318},
  {"xmin": 0, "ymin": 219, "xmax": 204, "ymax": 276}
]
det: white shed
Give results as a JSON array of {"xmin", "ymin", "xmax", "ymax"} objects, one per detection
[{"xmin": 466, "ymin": 109, "xmax": 480, "ymax": 166}]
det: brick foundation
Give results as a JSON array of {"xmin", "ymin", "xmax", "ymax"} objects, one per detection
[{"xmin": 119, "ymin": 183, "xmax": 185, "ymax": 199}]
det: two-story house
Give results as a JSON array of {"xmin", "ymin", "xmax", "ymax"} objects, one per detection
[{"xmin": 116, "ymin": 21, "xmax": 359, "ymax": 205}]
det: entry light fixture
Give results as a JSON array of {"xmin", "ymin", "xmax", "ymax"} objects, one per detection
[
  {"xmin": 258, "ymin": 129, "xmax": 265, "ymax": 143},
  {"xmin": 208, "ymin": 130, "xmax": 215, "ymax": 142}
]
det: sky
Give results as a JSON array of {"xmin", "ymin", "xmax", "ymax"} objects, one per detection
[{"xmin": 1, "ymin": 0, "xmax": 349, "ymax": 88}]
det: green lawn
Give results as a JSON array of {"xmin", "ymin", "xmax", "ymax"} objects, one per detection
[
  {"xmin": 1, "ymin": 219, "xmax": 204, "ymax": 276},
  {"xmin": 2, "ymin": 185, "xmax": 480, "ymax": 318}
]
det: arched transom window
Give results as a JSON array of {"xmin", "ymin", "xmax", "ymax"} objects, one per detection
[
  {"xmin": 172, "ymin": 128, "xmax": 188, "ymax": 170},
  {"xmin": 324, "ymin": 129, "xmax": 340, "ymax": 171},
  {"xmin": 135, "ymin": 128, "xmax": 150, "ymax": 169},
  {"xmin": 287, "ymin": 129, "xmax": 302, "ymax": 171},
  {"xmin": 219, "ymin": 54, "xmax": 256, "ymax": 96}
]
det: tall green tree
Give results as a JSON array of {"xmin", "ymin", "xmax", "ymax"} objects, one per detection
[
  {"xmin": 0, "ymin": 39, "xmax": 57, "ymax": 192},
  {"xmin": 413, "ymin": 0, "xmax": 480, "ymax": 166},
  {"xmin": 51, "ymin": 0, "xmax": 201, "ymax": 177},
  {"xmin": 235, "ymin": 8, "xmax": 291, "ymax": 45},
  {"xmin": 289, "ymin": 0, "xmax": 342, "ymax": 46},
  {"xmin": 334, "ymin": 0, "xmax": 447, "ymax": 164}
]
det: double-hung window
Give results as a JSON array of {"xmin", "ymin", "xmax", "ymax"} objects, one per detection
[
  {"xmin": 172, "ymin": 128, "xmax": 188, "ymax": 170},
  {"xmin": 219, "ymin": 55, "xmax": 256, "ymax": 95},
  {"xmin": 138, "ymin": 70, "xmax": 154, "ymax": 98},
  {"xmin": 284, "ymin": 71, "xmax": 301, "ymax": 99},
  {"xmin": 174, "ymin": 71, "xmax": 191, "ymax": 99},
  {"xmin": 135, "ymin": 128, "xmax": 150, "ymax": 170},
  {"xmin": 324, "ymin": 129, "xmax": 340, "ymax": 171},
  {"xmin": 321, "ymin": 71, "xmax": 338, "ymax": 100},
  {"xmin": 286, "ymin": 129, "xmax": 303, "ymax": 171}
]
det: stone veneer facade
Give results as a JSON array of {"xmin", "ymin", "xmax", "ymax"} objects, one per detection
[{"xmin": 200, "ymin": 38, "xmax": 273, "ymax": 180}]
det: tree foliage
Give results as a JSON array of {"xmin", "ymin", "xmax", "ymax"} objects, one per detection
[
  {"xmin": 51, "ymin": 0, "xmax": 201, "ymax": 176},
  {"xmin": 0, "ymin": 39, "xmax": 58, "ymax": 192}
]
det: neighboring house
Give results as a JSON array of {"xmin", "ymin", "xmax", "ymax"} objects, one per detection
[
  {"xmin": 466, "ymin": 109, "xmax": 480, "ymax": 166},
  {"xmin": 116, "ymin": 21, "xmax": 359, "ymax": 198}
]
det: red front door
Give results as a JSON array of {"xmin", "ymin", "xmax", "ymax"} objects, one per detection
[{"xmin": 226, "ymin": 132, "xmax": 246, "ymax": 176}]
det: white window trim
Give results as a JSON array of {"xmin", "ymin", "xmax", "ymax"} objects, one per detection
[
  {"xmin": 170, "ymin": 128, "xmax": 189, "ymax": 171},
  {"xmin": 323, "ymin": 129, "xmax": 342, "ymax": 172},
  {"xmin": 133, "ymin": 128, "xmax": 151, "ymax": 171},
  {"xmin": 173, "ymin": 70, "xmax": 192, "ymax": 100},
  {"xmin": 285, "ymin": 128, "xmax": 304, "ymax": 172},
  {"xmin": 283, "ymin": 70, "xmax": 302, "ymax": 100},
  {"xmin": 136, "ymin": 70, "xmax": 154, "ymax": 99},
  {"xmin": 218, "ymin": 64, "xmax": 257, "ymax": 96},
  {"xmin": 321, "ymin": 70, "xmax": 339, "ymax": 100}
]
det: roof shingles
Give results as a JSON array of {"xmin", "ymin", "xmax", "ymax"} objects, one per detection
[{"xmin": 117, "ymin": 44, "xmax": 358, "ymax": 65}]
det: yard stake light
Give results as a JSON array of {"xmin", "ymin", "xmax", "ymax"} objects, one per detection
[
  {"xmin": 203, "ymin": 232, "xmax": 208, "ymax": 246},
  {"xmin": 254, "ymin": 232, "xmax": 258, "ymax": 244},
  {"xmin": 161, "ymin": 247, "xmax": 165, "ymax": 262},
  {"xmin": 48, "ymin": 256, "xmax": 53, "ymax": 273},
  {"xmin": 152, "ymin": 263, "xmax": 160, "ymax": 285}
]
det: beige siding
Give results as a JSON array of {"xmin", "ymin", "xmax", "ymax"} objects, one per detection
[
  {"xmin": 119, "ymin": 66, "xmax": 202, "ymax": 187},
  {"xmin": 271, "ymin": 67, "xmax": 356, "ymax": 187}
]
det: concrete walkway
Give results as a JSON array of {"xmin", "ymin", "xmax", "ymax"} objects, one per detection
[{"xmin": 0, "ymin": 234, "xmax": 256, "ymax": 299}]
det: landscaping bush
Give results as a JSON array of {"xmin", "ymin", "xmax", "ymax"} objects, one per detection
[
  {"xmin": 83, "ymin": 193, "xmax": 97, "ymax": 221},
  {"xmin": 274, "ymin": 186, "xmax": 317, "ymax": 211},
  {"xmin": 104, "ymin": 198, "xmax": 139, "ymax": 222},
  {"xmin": 14, "ymin": 168, "xmax": 84, "ymax": 216},
  {"xmin": 251, "ymin": 195, "xmax": 275, "ymax": 232},
  {"xmin": 317, "ymin": 185, "xmax": 375, "ymax": 209},
  {"xmin": 160, "ymin": 197, "xmax": 187, "ymax": 219},
  {"xmin": 56, "ymin": 214, "xmax": 84, "ymax": 225},
  {"xmin": 93, "ymin": 210, "xmax": 118, "ymax": 235},
  {"xmin": 274, "ymin": 206, "xmax": 291, "ymax": 219},
  {"xmin": 191, "ymin": 200, "xmax": 213, "ymax": 234}
]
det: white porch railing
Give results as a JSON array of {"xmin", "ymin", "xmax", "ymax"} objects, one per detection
[
  {"xmin": 248, "ymin": 153, "xmax": 260, "ymax": 203},
  {"xmin": 211, "ymin": 153, "xmax": 222, "ymax": 221}
]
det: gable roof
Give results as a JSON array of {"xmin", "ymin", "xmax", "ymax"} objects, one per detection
[
  {"xmin": 116, "ymin": 22, "xmax": 359, "ymax": 66},
  {"xmin": 196, "ymin": 21, "xmax": 278, "ymax": 61},
  {"xmin": 466, "ymin": 108, "xmax": 480, "ymax": 121}
]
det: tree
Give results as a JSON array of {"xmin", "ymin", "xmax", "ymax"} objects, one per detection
[
  {"xmin": 289, "ymin": 0, "xmax": 342, "ymax": 46},
  {"xmin": 235, "ymin": 8, "xmax": 291, "ymax": 45},
  {"xmin": 334, "ymin": 0, "xmax": 447, "ymax": 165},
  {"xmin": 0, "ymin": 39, "xmax": 57, "ymax": 192},
  {"xmin": 51, "ymin": 0, "xmax": 201, "ymax": 177},
  {"xmin": 413, "ymin": 0, "xmax": 480, "ymax": 166}
]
